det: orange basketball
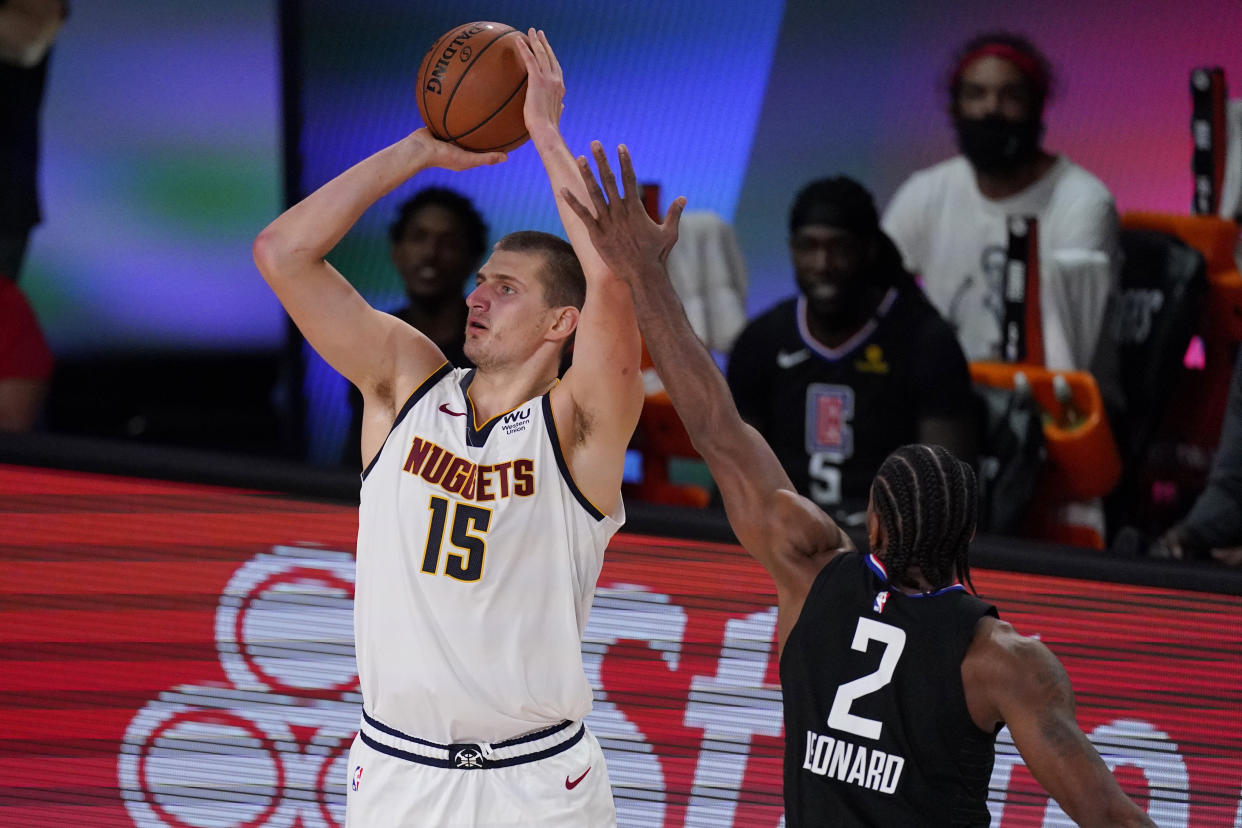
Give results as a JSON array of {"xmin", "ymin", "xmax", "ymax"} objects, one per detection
[{"xmin": 416, "ymin": 22, "xmax": 529, "ymax": 153}]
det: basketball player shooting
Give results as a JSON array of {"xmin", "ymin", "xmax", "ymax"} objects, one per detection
[
  {"xmin": 561, "ymin": 145, "xmax": 1154, "ymax": 827},
  {"xmin": 253, "ymin": 30, "xmax": 638, "ymax": 827}
]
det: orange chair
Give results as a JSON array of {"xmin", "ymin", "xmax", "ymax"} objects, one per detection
[
  {"xmin": 971, "ymin": 362, "xmax": 1121, "ymax": 549},
  {"xmin": 627, "ymin": 346, "xmax": 711, "ymax": 508},
  {"xmin": 1114, "ymin": 213, "xmax": 1241, "ymax": 536},
  {"xmin": 1105, "ymin": 225, "xmax": 1208, "ymax": 538},
  {"xmin": 1121, "ymin": 213, "xmax": 1241, "ymax": 344}
]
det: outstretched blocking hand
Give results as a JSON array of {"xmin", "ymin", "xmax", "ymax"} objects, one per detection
[
  {"xmin": 563, "ymin": 140, "xmax": 845, "ymax": 654},
  {"xmin": 561, "ymin": 142, "xmax": 686, "ymax": 283},
  {"xmin": 409, "ymin": 127, "xmax": 507, "ymax": 172}
]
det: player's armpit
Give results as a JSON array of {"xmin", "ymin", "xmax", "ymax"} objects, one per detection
[{"xmin": 763, "ymin": 490, "xmax": 851, "ymax": 587}]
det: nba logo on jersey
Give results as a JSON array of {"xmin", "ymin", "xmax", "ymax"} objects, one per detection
[
  {"xmin": 805, "ymin": 384, "xmax": 855, "ymax": 455},
  {"xmin": 873, "ymin": 591, "xmax": 889, "ymax": 614},
  {"xmin": 352, "ymin": 764, "xmax": 363, "ymax": 791}
]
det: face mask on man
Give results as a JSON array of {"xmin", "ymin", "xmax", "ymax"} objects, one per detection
[{"xmin": 953, "ymin": 114, "xmax": 1043, "ymax": 176}]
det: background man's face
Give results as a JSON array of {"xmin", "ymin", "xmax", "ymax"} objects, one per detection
[
  {"xmin": 955, "ymin": 55, "xmax": 1035, "ymax": 122},
  {"xmin": 390, "ymin": 205, "xmax": 475, "ymax": 302},
  {"xmin": 791, "ymin": 224, "xmax": 870, "ymax": 321}
]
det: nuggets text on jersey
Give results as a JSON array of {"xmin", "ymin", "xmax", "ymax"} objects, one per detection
[{"xmin": 402, "ymin": 435, "xmax": 535, "ymax": 501}]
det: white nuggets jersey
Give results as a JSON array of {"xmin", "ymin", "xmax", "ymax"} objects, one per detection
[{"xmin": 356, "ymin": 364, "xmax": 623, "ymax": 745}]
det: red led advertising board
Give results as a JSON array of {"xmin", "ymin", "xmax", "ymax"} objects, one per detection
[{"xmin": 1, "ymin": 464, "xmax": 1239, "ymax": 826}]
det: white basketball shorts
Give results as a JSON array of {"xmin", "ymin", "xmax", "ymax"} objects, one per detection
[{"xmin": 345, "ymin": 713, "xmax": 616, "ymax": 827}]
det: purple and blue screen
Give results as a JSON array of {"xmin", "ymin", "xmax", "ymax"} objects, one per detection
[
  {"xmin": 21, "ymin": 1, "xmax": 1242, "ymax": 465},
  {"xmin": 24, "ymin": 1, "xmax": 284, "ymax": 356}
]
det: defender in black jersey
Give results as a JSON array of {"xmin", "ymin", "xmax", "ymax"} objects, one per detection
[
  {"xmin": 727, "ymin": 177, "xmax": 977, "ymax": 522},
  {"xmin": 564, "ymin": 148, "xmax": 1155, "ymax": 828},
  {"xmin": 780, "ymin": 510, "xmax": 999, "ymax": 825}
]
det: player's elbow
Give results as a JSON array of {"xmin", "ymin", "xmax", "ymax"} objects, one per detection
[
  {"xmin": 1098, "ymin": 797, "xmax": 1156, "ymax": 828},
  {"xmin": 1071, "ymin": 798, "xmax": 1154, "ymax": 828},
  {"xmin": 252, "ymin": 226, "xmax": 296, "ymax": 283},
  {"xmin": 252, "ymin": 227, "xmax": 278, "ymax": 272}
]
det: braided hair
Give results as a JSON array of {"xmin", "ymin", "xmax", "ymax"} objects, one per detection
[{"xmin": 870, "ymin": 444, "xmax": 978, "ymax": 593}]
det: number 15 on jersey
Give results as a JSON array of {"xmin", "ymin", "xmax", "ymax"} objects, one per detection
[{"xmin": 421, "ymin": 495, "xmax": 491, "ymax": 582}]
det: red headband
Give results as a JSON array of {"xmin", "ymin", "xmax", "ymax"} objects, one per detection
[{"xmin": 953, "ymin": 43, "xmax": 1048, "ymax": 99}]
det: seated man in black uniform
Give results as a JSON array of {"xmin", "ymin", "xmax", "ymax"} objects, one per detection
[
  {"xmin": 727, "ymin": 176, "xmax": 976, "ymax": 527},
  {"xmin": 562, "ymin": 143, "xmax": 1153, "ymax": 827}
]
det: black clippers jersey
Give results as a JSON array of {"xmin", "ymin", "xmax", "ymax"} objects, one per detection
[
  {"xmin": 781, "ymin": 552, "xmax": 999, "ymax": 827},
  {"xmin": 726, "ymin": 291, "xmax": 974, "ymax": 519}
]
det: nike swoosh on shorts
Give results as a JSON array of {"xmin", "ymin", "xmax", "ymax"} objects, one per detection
[{"xmin": 565, "ymin": 767, "xmax": 591, "ymax": 789}]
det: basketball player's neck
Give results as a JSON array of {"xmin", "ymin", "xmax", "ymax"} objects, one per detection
[
  {"xmin": 467, "ymin": 359, "xmax": 559, "ymax": 422},
  {"xmin": 892, "ymin": 564, "xmax": 938, "ymax": 595}
]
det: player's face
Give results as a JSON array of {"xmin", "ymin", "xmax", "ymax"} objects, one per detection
[
  {"xmin": 463, "ymin": 249, "xmax": 558, "ymax": 368},
  {"xmin": 791, "ymin": 224, "xmax": 870, "ymax": 320},
  {"xmin": 390, "ymin": 205, "xmax": 476, "ymax": 302},
  {"xmin": 954, "ymin": 55, "xmax": 1034, "ymax": 122}
]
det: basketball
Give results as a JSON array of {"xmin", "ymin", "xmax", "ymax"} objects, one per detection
[{"xmin": 417, "ymin": 22, "xmax": 530, "ymax": 153}]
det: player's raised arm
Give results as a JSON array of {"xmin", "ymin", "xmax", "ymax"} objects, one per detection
[
  {"xmin": 562, "ymin": 145, "xmax": 852, "ymax": 613},
  {"xmin": 519, "ymin": 29, "xmax": 644, "ymax": 511},
  {"xmin": 967, "ymin": 622, "xmax": 1156, "ymax": 828},
  {"xmin": 518, "ymin": 29, "xmax": 612, "ymax": 288},
  {"xmin": 252, "ymin": 130, "xmax": 504, "ymax": 398}
]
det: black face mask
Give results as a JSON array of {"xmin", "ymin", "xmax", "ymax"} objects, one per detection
[{"xmin": 953, "ymin": 114, "xmax": 1043, "ymax": 176}]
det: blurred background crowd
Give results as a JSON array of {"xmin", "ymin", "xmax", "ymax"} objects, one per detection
[{"xmin": 4, "ymin": 0, "xmax": 1241, "ymax": 565}]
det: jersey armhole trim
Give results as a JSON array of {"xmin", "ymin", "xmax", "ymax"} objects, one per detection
[
  {"xmin": 541, "ymin": 394, "xmax": 607, "ymax": 521},
  {"xmin": 360, "ymin": 361, "xmax": 453, "ymax": 481}
]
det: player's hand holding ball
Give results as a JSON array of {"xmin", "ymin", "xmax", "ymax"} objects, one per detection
[
  {"xmin": 516, "ymin": 28, "xmax": 565, "ymax": 142},
  {"xmin": 416, "ymin": 21, "xmax": 531, "ymax": 153},
  {"xmin": 408, "ymin": 128, "xmax": 507, "ymax": 172}
]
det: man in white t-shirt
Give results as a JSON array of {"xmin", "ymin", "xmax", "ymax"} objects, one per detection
[{"xmin": 882, "ymin": 32, "xmax": 1121, "ymax": 403}]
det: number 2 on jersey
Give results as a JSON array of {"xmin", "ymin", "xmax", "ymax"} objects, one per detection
[
  {"xmin": 826, "ymin": 617, "xmax": 906, "ymax": 740},
  {"xmin": 422, "ymin": 495, "xmax": 491, "ymax": 581}
]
